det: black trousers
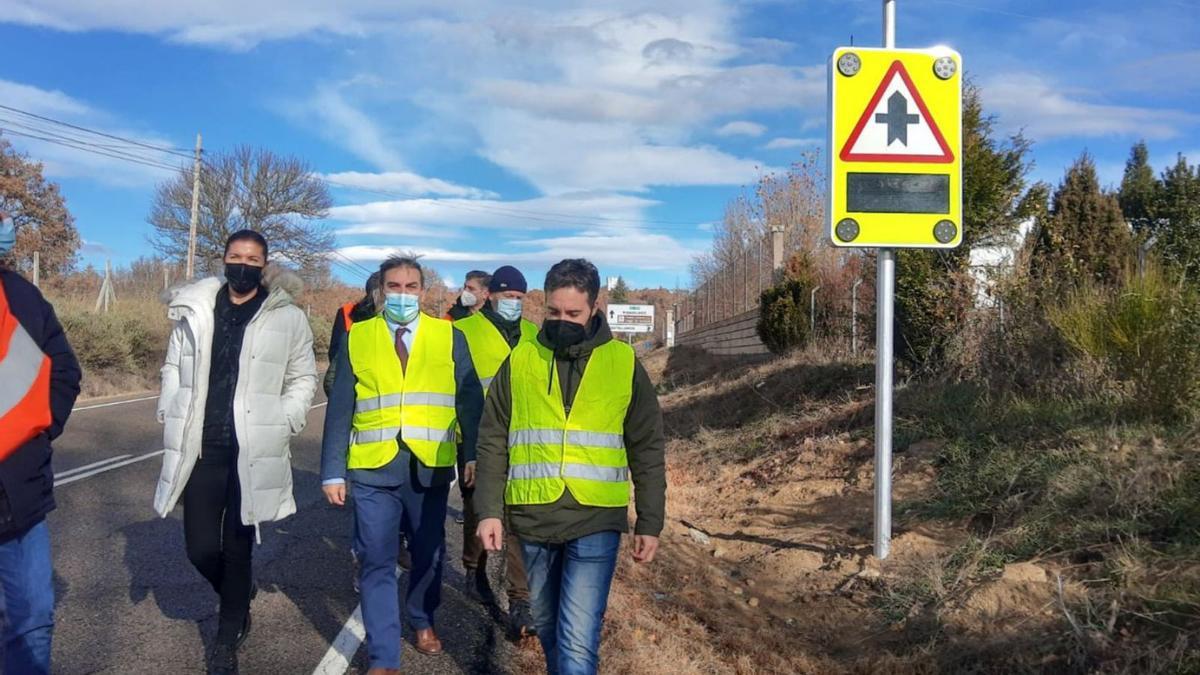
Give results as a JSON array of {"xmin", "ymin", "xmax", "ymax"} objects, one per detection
[{"xmin": 183, "ymin": 446, "xmax": 254, "ymax": 644}]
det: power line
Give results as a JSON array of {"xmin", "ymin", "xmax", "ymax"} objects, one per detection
[
  {"xmin": 0, "ymin": 127, "xmax": 180, "ymax": 172},
  {"xmin": 0, "ymin": 104, "xmax": 195, "ymax": 159},
  {"xmin": 0, "ymin": 117, "xmax": 185, "ymax": 169},
  {"xmin": 2, "ymin": 104, "xmax": 717, "ymax": 241}
]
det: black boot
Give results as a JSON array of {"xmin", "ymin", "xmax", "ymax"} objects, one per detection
[{"xmin": 208, "ymin": 643, "xmax": 238, "ymax": 675}]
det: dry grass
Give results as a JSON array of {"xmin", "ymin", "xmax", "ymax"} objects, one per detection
[{"xmin": 523, "ymin": 345, "xmax": 1200, "ymax": 675}]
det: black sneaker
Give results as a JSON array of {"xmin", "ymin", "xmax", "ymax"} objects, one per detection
[
  {"xmin": 208, "ymin": 643, "xmax": 238, "ymax": 675},
  {"xmin": 508, "ymin": 599, "xmax": 535, "ymax": 640}
]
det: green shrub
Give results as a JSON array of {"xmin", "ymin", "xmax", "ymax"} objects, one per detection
[
  {"xmin": 309, "ymin": 313, "xmax": 332, "ymax": 360},
  {"xmin": 756, "ymin": 278, "xmax": 812, "ymax": 353},
  {"xmin": 59, "ymin": 311, "xmax": 136, "ymax": 371},
  {"xmin": 1049, "ymin": 266, "xmax": 1200, "ymax": 421}
]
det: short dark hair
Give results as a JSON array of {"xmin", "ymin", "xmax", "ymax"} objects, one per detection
[
  {"xmin": 379, "ymin": 254, "xmax": 425, "ymax": 288},
  {"xmin": 224, "ymin": 229, "xmax": 268, "ymax": 260},
  {"xmin": 464, "ymin": 270, "xmax": 492, "ymax": 287},
  {"xmin": 544, "ymin": 258, "xmax": 601, "ymax": 306}
]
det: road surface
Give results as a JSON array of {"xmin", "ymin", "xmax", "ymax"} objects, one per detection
[{"xmin": 47, "ymin": 393, "xmax": 514, "ymax": 674}]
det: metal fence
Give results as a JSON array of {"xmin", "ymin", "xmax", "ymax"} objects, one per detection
[{"xmin": 674, "ymin": 230, "xmax": 784, "ymax": 335}]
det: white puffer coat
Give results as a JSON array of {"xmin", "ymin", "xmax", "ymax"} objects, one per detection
[{"xmin": 154, "ymin": 266, "xmax": 317, "ymax": 531}]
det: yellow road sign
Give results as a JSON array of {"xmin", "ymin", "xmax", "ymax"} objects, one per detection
[{"xmin": 829, "ymin": 46, "xmax": 962, "ymax": 248}]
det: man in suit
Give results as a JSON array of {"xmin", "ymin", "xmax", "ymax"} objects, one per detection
[{"xmin": 321, "ymin": 255, "xmax": 484, "ymax": 674}]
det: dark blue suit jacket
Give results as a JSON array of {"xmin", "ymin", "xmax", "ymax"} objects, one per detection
[{"xmin": 320, "ymin": 315, "xmax": 483, "ymax": 488}]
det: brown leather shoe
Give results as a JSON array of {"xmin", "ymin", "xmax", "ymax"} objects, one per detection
[
  {"xmin": 365, "ymin": 669, "xmax": 401, "ymax": 675},
  {"xmin": 414, "ymin": 627, "xmax": 443, "ymax": 655}
]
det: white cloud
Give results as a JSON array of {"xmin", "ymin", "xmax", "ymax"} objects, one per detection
[
  {"xmin": 716, "ymin": 121, "xmax": 766, "ymax": 137},
  {"xmin": 984, "ymin": 73, "xmax": 1199, "ymax": 141},
  {"xmin": 336, "ymin": 230, "xmax": 701, "ymax": 270},
  {"xmin": 322, "ymin": 171, "xmax": 496, "ymax": 199},
  {"xmin": 0, "ymin": 79, "xmax": 181, "ymax": 187},
  {"xmin": 304, "ymin": 85, "xmax": 407, "ymax": 170},
  {"xmin": 329, "ymin": 192, "xmax": 662, "ymax": 234},
  {"xmin": 763, "ymin": 137, "xmax": 820, "ymax": 150},
  {"xmin": 476, "ymin": 111, "xmax": 774, "ymax": 193}
]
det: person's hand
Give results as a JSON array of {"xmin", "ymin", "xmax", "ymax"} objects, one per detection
[
  {"xmin": 632, "ymin": 535, "xmax": 659, "ymax": 563},
  {"xmin": 463, "ymin": 461, "xmax": 477, "ymax": 488},
  {"xmin": 322, "ymin": 483, "xmax": 346, "ymax": 506},
  {"xmin": 477, "ymin": 518, "xmax": 504, "ymax": 552}
]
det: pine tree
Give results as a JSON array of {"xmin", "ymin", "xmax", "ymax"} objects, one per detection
[
  {"xmin": 1029, "ymin": 153, "xmax": 1132, "ymax": 290},
  {"xmin": 610, "ymin": 276, "xmax": 630, "ymax": 303},
  {"xmin": 1118, "ymin": 141, "xmax": 1159, "ymax": 234},
  {"xmin": 894, "ymin": 82, "xmax": 1033, "ymax": 367},
  {"xmin": 1156, "ymin": 154, "xmax": 1200, "ymax": 280}
]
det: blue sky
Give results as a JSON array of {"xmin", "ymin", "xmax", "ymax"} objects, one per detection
[{"xmin": 0, "ymin": 0, "xmax": 1196, "ymax": 289}]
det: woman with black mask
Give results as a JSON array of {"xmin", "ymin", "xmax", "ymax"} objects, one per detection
[{"xmin": 154, "ymin": 230, "xmax": 317, "ymax": 674}]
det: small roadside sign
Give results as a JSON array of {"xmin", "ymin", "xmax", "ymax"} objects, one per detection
[
  {"xmin": 607, "ymin": 304, "xmax": 655, "ymax": 334},
  {"xmin": 829, "ymin": 46, "xmax": 963, "ymax": 248}
]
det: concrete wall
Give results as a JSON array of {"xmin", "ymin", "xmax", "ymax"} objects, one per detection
[{"xmin": 674, "ymin": 307, "xmax": 769, "ymax": 356}]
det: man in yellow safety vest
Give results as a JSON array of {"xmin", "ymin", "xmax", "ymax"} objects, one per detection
[
  {"xmin": 321, "ymin": 255, "xmax": 484, "ymax": 675},
  {"xmin": 453, "ymin": 265, "xmax": 537, "ymax": 638},
  {"xmin": 475, "ymin": 258, "xmax": 666, "ymax": 675}
]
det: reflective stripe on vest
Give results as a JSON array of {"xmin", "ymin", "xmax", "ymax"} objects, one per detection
[
  {"xmin": 346, "ymin": 314, "xmax": 459, "ymax": 469},
  {"xmin": 0, "ymin": 278, "xmax": 53, "ymax": 461},
  {"xmin": 454, "ymin": 313, "xmax": 537, "ymax": 395},
  {"xmin": 505, "ymin": 339, "xmax": 634, "ymax": 508}
]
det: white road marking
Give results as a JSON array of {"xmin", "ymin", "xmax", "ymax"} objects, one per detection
[
  {"xmin": 312, "ymin": 604, "xmax": 366, "ymax": 674},
  {"xmin": 73, "ymin": 395, "xmax": 159, "ymax": 412},
  {"xmin": 311, "ymin": 565, "xmax": 404, "ymax": 674},
  {"xmin": 56, "ymin": 454, "xmax": 133, "ymax": 479},
  {"xmin": 54, "ymin": 450, "xmax": 165, "ymax": 487}
]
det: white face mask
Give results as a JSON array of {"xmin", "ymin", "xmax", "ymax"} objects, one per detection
[
  {"xmin": 496, "ymin": 297, "xmax": 523, "ymax": 321},
  {"xmin": 460, "ymin": 290, "xmax": 478, "ymax": 308}
]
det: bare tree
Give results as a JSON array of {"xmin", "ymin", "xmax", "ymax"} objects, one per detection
[{"xmin": 148, "ymin": 145, "xmax": 334, "ymax": 278}]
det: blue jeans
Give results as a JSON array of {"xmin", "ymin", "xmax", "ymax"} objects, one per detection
[
  {"xmin": 520, "ymin": 531, "xmax": 620, "ymax": 675},
  {"xmin": 0, "ymin": 520, "xmax": 54, "ymax": 675}
]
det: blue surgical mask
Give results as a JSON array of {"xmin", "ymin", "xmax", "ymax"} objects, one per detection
[
  {"xmin": 384, "ymin": 292, "xmax": 421, "ymax": 324},
  {"xmin": 0, "ymin": 215, "xmax": 14, "ymax": 257},
  {"xmin": 496, "ymin": 297, "xmax": 523, "ymax": 322}
]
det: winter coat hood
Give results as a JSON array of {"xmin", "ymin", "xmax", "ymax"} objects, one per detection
[{"xmin": 159, "ymin": 264, "xmax": 304, "ymax": 314}]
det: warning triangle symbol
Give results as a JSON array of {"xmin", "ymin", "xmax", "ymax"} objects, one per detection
[{"xmin": 840, "ymin": 60, "xmax": 954, "ymax": 163}]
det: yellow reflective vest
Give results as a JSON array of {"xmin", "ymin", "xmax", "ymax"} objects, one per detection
[
  {"xmin": 454, "ymin": 313, "xmax": 537, "ymax": 394},
  {"xmin": 347, "ymin": 314, "xmax": 458, "ymax": 469},
  {"xmin": 506, "ymin": 339, "xmax": 634, "ymax": 508}
]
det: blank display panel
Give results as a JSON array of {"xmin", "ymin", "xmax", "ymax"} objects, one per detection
[{"xmin": 847, "ymin": 173, "xmax": 949, "ymax": 214}]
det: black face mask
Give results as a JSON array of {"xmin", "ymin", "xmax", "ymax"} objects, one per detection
[
  {"xmin": 543, "ymin": 319, "xmax": 588, "ymax": 350},
  {"xmin": 225, "ymin": 263, "xmax": 263, "ymax": 294}
]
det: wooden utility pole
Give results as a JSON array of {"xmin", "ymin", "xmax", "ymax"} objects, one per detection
[
  {"xmin": 186, "ymin": 132, "xmax": 203, "ymax": 280},
  {"xmin": 32, "ymin": 250, "xmax": 39, "ymax": 288}
]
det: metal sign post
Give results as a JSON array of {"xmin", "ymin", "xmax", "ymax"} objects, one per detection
[
  {"xmin": 828, "ymin": 0, "xmax": 961, "ymax": 560},
  {"xmin": 875, "ymin": 0, "xmax": 897, "ymax": 563}
]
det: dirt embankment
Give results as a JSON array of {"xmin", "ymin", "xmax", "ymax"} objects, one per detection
[{"xmin": 550, "ymin": 347, "xmax": 1103, "ymax": 675}]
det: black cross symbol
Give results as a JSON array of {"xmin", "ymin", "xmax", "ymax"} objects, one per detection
[{"xmin": 875, "ymin": 91, "xmax": 919, "ymax": 146}]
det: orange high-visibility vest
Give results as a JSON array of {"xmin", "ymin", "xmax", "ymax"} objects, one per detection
[
  {"xmin": 0, "ymin": 278, "xmax": 52, "ymax": 461},
  {"xmin": 340, "ymin": 301, "xmax": 356, "ymax": 332}
]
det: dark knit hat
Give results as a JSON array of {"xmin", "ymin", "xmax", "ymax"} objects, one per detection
[{"xmin": 489, "ymin": 265, "xmax": 527, "ymax": 293}]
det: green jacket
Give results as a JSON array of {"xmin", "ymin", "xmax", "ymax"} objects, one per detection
[{"xmin": 475, "ymin": 312, "xmax": 666, "ymax": 543}]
